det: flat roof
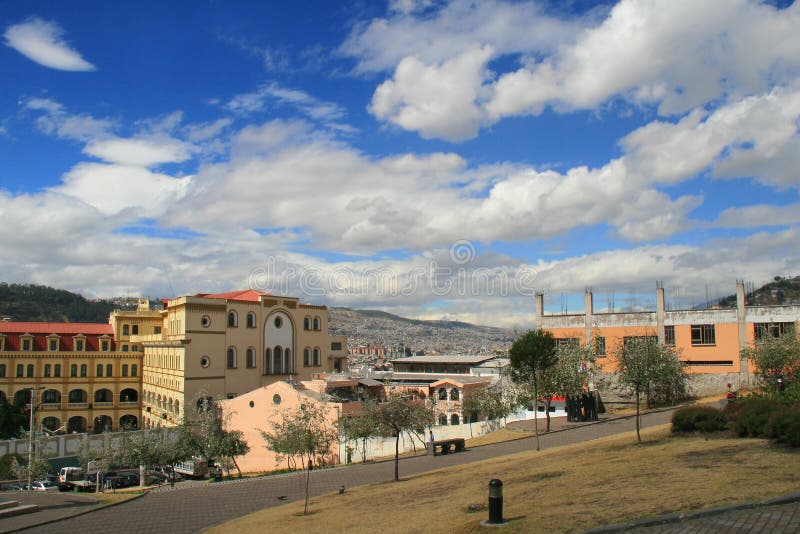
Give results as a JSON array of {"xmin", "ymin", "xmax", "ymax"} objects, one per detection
[{"xmin": 389, "ymin": 355, "xmax": 497, "ymax": 365}]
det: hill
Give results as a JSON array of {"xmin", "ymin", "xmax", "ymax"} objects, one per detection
[
  {"xmin": 717, "ymin": 276, "xmax": 800, "ymax": 308},
  {"xmin": 328, "ymin": 307, "xmax": 514, "ymax": 356},
  {"xmin": 0, "ymin": 283, "xmax": 135, "ymax": 323}
]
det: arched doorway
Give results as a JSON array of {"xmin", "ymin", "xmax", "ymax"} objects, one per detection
[
  {"xmin": 120, "ymin": 414, "xmax": 138, "ymax": 430},
  {"xmin": 93, "ymin": 415, "xmax": 113, "ymax": 434},
  {"xmin": 67, "ymin": 416, "xmax": 87, "ymax": 433},
  {"xmin": 42, "ymin": 416, "xmax": 60, "ymax": 432}
]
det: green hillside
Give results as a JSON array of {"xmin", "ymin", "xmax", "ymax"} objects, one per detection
[
  {"xmin": 0, "ymin": 283, "xmax": 123, "ymax": 323},
  {"xmin": 718, "ymin": 276, "xmax": 800, "ymax": 307}
]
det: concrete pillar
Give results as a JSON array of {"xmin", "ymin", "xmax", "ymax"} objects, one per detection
[
  {"xmin": 535, "ymin": 293, "xmax": 544, "ymax": 329},
  {"xmin": 736, "ymin": 280, "xmax": 750, "ymax": 387},
  {"xmin": 656, "ymin": 283, "xmax": 666, "ymax": 344},
  {"xmin": 584, "ymin": 289, "xmax": 593, "ymax": 344}
]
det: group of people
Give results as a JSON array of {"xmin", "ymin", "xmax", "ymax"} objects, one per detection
[{"xmin": 566, "ymin": 390, "xmax": 602, "ymax": 422}]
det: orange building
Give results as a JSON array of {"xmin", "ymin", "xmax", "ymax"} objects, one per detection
[{"xmin": 536, "ymin": 281, "xmax": 800, "ymax": 392}]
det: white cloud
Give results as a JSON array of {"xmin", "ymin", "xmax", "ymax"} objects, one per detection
[
  {"xmin": 4, "ymin": 17, "xmax": 95, "ymax": 71},
  {"xmin": 24, "ymin": 97, "xmax": 114, "ymax": 142},
  {"xmin": 714, "ymin": 203, "xmax": 800, "ymax": 228},
  {"xmin": 83, "ymin": 136, "xmax": 196, "ymax": 167},
  {"xmin": 370, "ymin": 46, "xmax": 493, "ymax": 141}
]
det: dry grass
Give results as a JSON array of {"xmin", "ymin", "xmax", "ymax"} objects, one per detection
[{"xmin": 208, "ymin": 425, "xmax": 800, "ymax": 534}]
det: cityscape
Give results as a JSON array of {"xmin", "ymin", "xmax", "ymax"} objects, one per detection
[{"xmin": 2, "ymin": 0, "xmax": 800, "ymax": 532}]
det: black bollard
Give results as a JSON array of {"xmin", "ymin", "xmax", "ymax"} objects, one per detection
[{"xmin": 488, "ymin": 479, "xmax": 504, "ymax": 524}]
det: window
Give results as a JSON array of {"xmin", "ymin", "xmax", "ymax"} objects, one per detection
[
  {"xmin": 80, "ymin": 364, "xmax": 87, "ymax": 377},
  {"xmin": 438, "ymin": 388, "xmax": 448, "ymax": 400},
  {"xmin": 131, "ymin": 364, "xmax": 137, "ymax": 377},
  {"xmin": 75, "ymin": 339, "xmax": 84, "ymax": 351},
  {"xmin": 595, "ymin": 337, "xmax": 606, "ymax": 356},
  {"xmin": 313, "ymin": 317, "xmax": 321, "ymax": 331},
  {"xmin": 22, "ymin": 339, "xmax": 31, "ymax": 351},
  {"xmin": 227, "ymin": 347, "xmax": 237, "ymax": 369},
  {"xmin": 450, "ymin": 389, "xmax": 460, "ymax": 401},
  {"xmin": 16, "ymin": 364, "xmax": 23, "ymax": 377},
  {"xmin": 27, "ymin": 364, "xmax": 34, "ymax": 377},
  {"xmin": 200, "ymin": 356, "xmax": 210, "ymax": 368},
  {"xmin": 44, "ymin": 364, "xmax": 51, "ymax": 377},
  {"xmin": 451, "ymin": 414, "xmax": 460, "ymax": 425},
  {"xmin": 682, "ymin": 360, "xmax": 733, "ymax": 366},
  {"xmin": 49, "ymin": 339, "xmax": 57, "ymax": 351},
  {"xmin": 274, "ymin": 316, "xmax": 283, "ymax": 329},
  {"xmin": 123, "ymin": 325, "xmax": 129, "ymax": 336},
  {"xmin": 54, "ymin": 364, "xmax": 61, "ymax": 377},
  {"xmin": 106, "ymin": 364, "xmax": 113, "ymax": 377},
  {"xmin": 132, "ymin": 325, "xmax": 139, "ymax": 335},
  {"xmin": 70, "ymin": 364, "xmax": 77, "ymax": 377},
  {"xmin": 555, "ymin": 338, "xmax": 579, "ymax": 348},
  {"xmin": 754, "ymin": 322, "xmax": 795, "ymax": 340},
  {"xmin": 313, "ymin": 348, "xmax": 321, "ymax": 366},
  {"xmin": 331, "ymin": 342, "xmax": 343, "ymax": 351},
  {"xmin": 122, "ymin": 364, "xmax": 128, "ymax": 377},
  {"xmin": 228, "ymin": 311, "xmax": 238, "ymax": 328},
  {"xmin": 201, "ymin": 315, "xmax": 211, "ymax": 328},
  {"xmin": 664, "ymin": 325, "xmax": 676, "ymax": 346},
  {"xmin": 246, "ymin": 347, "xmax": 256, "ymax": 368},
  {"xmin": 122, "ymin": 345, "xmax": 129, "ymax": 352},
  {"xmin": 96, "ymin": 364, "xmax": 103, "ymax": 377},
  {"xmin": 101, "ymin": 340, "xmax": 109, "ymax": 351},
  {"xmin": 304, "ymin": 348, "xmax": 311, "ymax": 366},
  {"xmin": 131, "ymin": 345, "xmax": 138, "ymax": 352},
  {"xmin": 246, "ymin": 312, "xmax": 256, "ymax": 328},
  {"xmin": 154, "ymin": 326, "xmax": 161, "ymax": 334},
  {"xmin": 0, "ymin": 364, "xmax": 7, "ymax": 378},
  {"xmin": 439, "ymin": 414, "xmax": 448, "ymax": 426},
  {"xmin": 304, "ymin": 317, "xmax": 311, "ymax": 331},
  {"xmin": 691, "ymin": 324, "xmax": 716, "ymax": 346}
]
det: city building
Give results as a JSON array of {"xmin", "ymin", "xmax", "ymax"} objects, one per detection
[
  {"xmin": 535, "ymin": 281, "xmax": 800, "ymax": 391},
  {"xmin": 0, "ymin": 291, "xmax": 348, "ymax": 433}
]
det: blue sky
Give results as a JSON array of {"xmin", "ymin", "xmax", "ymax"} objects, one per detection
[{"xmin": 2, "ymin": 0, "xmax": 800, "ymax": 328}]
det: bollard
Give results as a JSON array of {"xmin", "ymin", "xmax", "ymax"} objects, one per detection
[{"xmin": 488, "ymin": 479, "xmax": 504, "ymax": 524}]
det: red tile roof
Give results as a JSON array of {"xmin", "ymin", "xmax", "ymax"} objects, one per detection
[
  {"xmin": 197, "ymin": 289, "xmax": 272, "ymax": 302},
  {"xmin": 0, "ymin": 322, "xmax": 112, "ymax": 335}
]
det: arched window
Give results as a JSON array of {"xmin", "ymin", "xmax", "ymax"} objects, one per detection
[
  {"xmin": 304, "ymin": 348, "xmax": 311, "ymax": 366},
  {"xmin": 131, "ymin": 364, "xmax": 138, "ymax": 377},
  {"xmin": 264, "ymin": 348, "xmax": 272, "ymax": 374},
  {"xmin": 439, "ymin": 414, "xmax": 448, "ymax": 426},
  {"xmin": 120, "ymin": 415, "xmax": 138, "ymax": 430},
  {"xmin": 438, "ymin": 388, "xmax": 448, "ymax": 400},
  {"xmin": 246, "ymin": 312, "xmax": 256, "ymax": 328},
  {"xmin": 285, "ymin": 348, "xmax": 292, "ymax": 374},
  {"xmin": 68, "ymin": 389, "xmax": 88, "ymax": 403},
  {"xmin": 26, "ymin": 364, "xmax": 34, "ymax": 377},
  {"xmin": 120, "ymin": 388, "xmax": 138, "ymax": 402},
  {"xmin": 313, "ymin": 348, "xmax": 321, "ymax": 366},
  {"xmin": 246, "ymin": 347, "xmax": 256, "ymax": 368},
  {"xmin": 174, "ymin": 399, "xmax": 180, "ymax": 415},
  {"xmin": 313, "ymin": 316, "xmax": 321, "ymax": 331},
  {"xmin": 304, "ymin": 317, "xmax": 311, "ymax": 330},
  {"xmin": 273, "ymin": 346, "xmax": 283, "ymax": 374},
  {"xmin": 94, "ymin": 389, "xmax": 113, "ymax": 403},
  {"xmin": 227, "ymin": 347, "xmax": 237, "ymax": 369},
  {"xmin": 451, "ymin": 414, "xmax": 460, "ymax": 425},
  {"xmin": 228, "ymin": 310, "xmax": 238, "ymax": 328},
  {"xmin": 42, "ymin": 416, "xmax": 60, "ymax": 432},
  {"xmin": 450, "ymin": 389, "xmax": 460, "ymax": 401},
  {"xmin": 122, "ymin": 324, "xmax": 129, "ymax": 336},
  {"xmin": 67, "ymin": 416, "xmax": 87, "ymax": 433},
  {"xmin": 42, "ymin": 389, "xmax": 61, "ymax": 404}
]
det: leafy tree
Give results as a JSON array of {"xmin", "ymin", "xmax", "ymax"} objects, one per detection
[
  {"xmin": 614, "ymin": 336, "xmax": 685, "ymax": 443},
  {"xmin": 367, "ymin": 391, "xmax": 434, "ymax": 482},
  {"xmin": 509, "ymin": 329, "xmax": 558, "ymax": 450},
  {"xmin": 537, "ymin": 340, "xmax": 596, "ymax": 432},
  {"xmin": 742, "ymin": 333, "xmax": 800, "ymax": 389},
  {"xmin": 113, "ymin": 427, "xmax": 192, "ymax": 487},
  {"xmin": 461, "ymin": 382, "xmax": 515, "ymax": 430},
  {"xmin": 0, "ymin": 398, "xmax": 27, "ymax": 440},
  {"xmin": 337, "ymin": 398, "xmax": 380, "ymax": 463},
  {"xmin": 185, "ymin": 398, "xmax": 250, "ymax": 478},
  {"xmin": 0, "ymin": 453, "xmax": 23, "ymax": 480}
]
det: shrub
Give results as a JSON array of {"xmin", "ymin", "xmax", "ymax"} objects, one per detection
[
  {"xmin": 765, "ymin": 406, "xmax": 800, "ymax": 447},
  {"xmin": 734, "ymin": 398, "xmax": 782, "ymax": 438},
  {"xmin": 672, "ymin": 406, "xmax": 728, "ymax": 434}
]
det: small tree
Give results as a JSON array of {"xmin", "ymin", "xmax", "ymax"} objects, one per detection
[
  {"xmin": 113, "ymin": 427, "xmax": 192, "ymax": 487},
  {"xmin": 185, "ymin": 398, "xmax": 250, "ymax": 478},
  {"xmin": 614, "ymin": 336, "xmax": 685, "ymax": 443},
  {"xmin": 337, "ymin": 398, "xmax": 379, "ymax": 463},
  {"xmin": 538, "ymin": 341, "xmax": 596, "ymax": 432},
  {"xmin": 461, "ymin": 382, "xmax": 515, "ymax": 431},
  {"xmin": 509, "ymin": 330, "xmax": 558, "ymax": 450},
  {"xmin": 368, "ymin": 392, "xmax": 434, "ymax": 482},
  {"xmin": 742, "ymin": 333, "xmax": 800, "ymax": 389},
  {"xmin": 261, "ymin": 400, "xmax": 338, "ymax": 515}
]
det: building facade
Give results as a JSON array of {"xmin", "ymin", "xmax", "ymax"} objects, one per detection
[
  {"xmin": 536, "ymin": 281, "xmax": 800, "ymax": 389},
  {"xmin": 0, "ymin": 291, "xmax": 348, "ymax": 433}
]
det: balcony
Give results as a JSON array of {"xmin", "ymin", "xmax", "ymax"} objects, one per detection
[
  {"xmin": 119, "ymin": 401, "xmax": 140, "ymax": 408},
  {"xmin": 67, "ymin": 402, "xmax": 89, "ymax": 409},
  {"xmin": 40, "ymin": 403, "xmax": 62, "ymax": 410},
  {"xmin": 94, "ymin": 401, "xmax": 114, "ymax": 408}
]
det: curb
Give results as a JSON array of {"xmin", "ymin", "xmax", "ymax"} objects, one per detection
[
  {"xmin": 4, "ymin": 490, "xmax": 150, "ymax": 533},
  {"xmin": 583, "ymin": 492, "xmax": 800, "ymax": 533}
]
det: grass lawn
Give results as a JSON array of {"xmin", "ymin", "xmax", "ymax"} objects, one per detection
[{"xmin": 208, "ymin": 424, "xmax": 800, "ymax": 533}]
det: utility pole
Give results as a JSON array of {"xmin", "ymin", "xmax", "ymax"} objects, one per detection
[{"xmin": 26, "ymin": 386, "xmax": 44, "ymax": 492}]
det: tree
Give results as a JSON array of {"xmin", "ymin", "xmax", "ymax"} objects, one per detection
[
  {"xmin": 337, "ymin": 398, "xmax": 379, "ymax": 463},
  {"xmin": 509, "ymin": 329, "xmax": 558, "ymax": 450},
  {"xmin": 0, "ymin": 398, "xmax": 27, "ymax": 440},
  {"xmin": 367, "ymin": 392, "xmax": 434, "ymax": 482},
  {"xmin": 113, "ymin": 427, "xmax": 192, "ymax": 487},
  {"xmin": 614, "ymin": 336, "xmax": 685, "ymax": 443},
  {"xmin": 185, "ymin": 398, "xmax": 250, "ymax": 478},
  {"xmin": 461, "ymin": 381, "xmax": 515, "ymax": 430},
  {"xmin": 742, "ymin": 333, "xmax": 800, "ymax": 389},
  {"xmin": 261, "ymin": 400, "xmax": 338, "ymax": 515},
  {"xmin": 538, "ymin": 341, "xmax": 596, "ymax": 432}
]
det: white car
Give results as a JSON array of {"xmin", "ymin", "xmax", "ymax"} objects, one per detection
[{"xmin": 31, "ymin": 480, "xmax": 59, "ymax": 492}]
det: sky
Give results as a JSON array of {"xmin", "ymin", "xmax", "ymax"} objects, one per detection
[{"xmin": 2, "ymin": 0, "xmax": 800, "ymax": 328}]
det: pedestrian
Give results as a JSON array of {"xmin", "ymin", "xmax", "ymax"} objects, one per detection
[{"xmin": 429, "ymin": 430, "xmax": 435, "ymax": 443}]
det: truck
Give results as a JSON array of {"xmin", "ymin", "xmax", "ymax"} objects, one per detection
[{"xmin": 57, "ymin": 466, "xmax": 99, "ymax": 491}]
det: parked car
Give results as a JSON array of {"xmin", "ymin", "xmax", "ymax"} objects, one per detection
[
  {"xmin": 121, "ymin": 473, "xmax": 140, "ymax": 487},
  {"xmin": 31, "ymin": 480, "xmax": 59, "ymax": 492}
]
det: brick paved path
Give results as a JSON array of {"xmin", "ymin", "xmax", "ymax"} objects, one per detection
[{"xmin": 12, "ymin": 406, "xmax": 797, "ymax": 534}]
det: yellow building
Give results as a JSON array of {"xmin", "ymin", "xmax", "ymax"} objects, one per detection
[{"xmin": 0, "ymin": 291, "xmax": 348, "ymax": 433}]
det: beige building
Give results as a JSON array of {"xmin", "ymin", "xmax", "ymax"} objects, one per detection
[{"xmin": 0, "ymin": 291, "xmax": 348, "ymax": 433}]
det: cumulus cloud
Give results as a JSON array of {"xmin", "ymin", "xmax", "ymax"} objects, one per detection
[
  {"xmin": 4, "ymin": 17, "xmax": 95, "ymax": 71},
  {"xmin": 83, "ymin": 136, "xmax": 196, "ymax": 167},
  {"xmin": 714, "ymin": 203, "xmax": 800, "ymax": 228}
]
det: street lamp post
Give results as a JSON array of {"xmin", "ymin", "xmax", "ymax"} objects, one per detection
[{"xmin": 25, "ymin": 386, "xmax": 45, "ymax": 492}]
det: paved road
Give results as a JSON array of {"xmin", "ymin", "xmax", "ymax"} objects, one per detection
[{"xmin": 11, "ymin": 406, "xmax": 797, "ymax": 534}]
